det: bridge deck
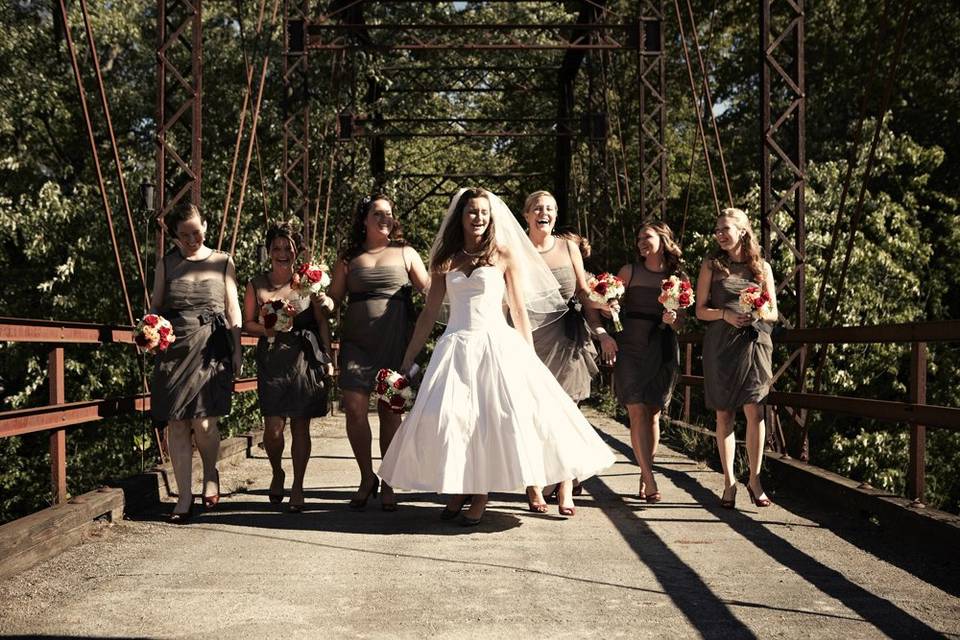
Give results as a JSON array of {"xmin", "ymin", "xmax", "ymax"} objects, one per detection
[{"xmin": 0, "ymin": 409, "xmax": 957, "ymax": 639}]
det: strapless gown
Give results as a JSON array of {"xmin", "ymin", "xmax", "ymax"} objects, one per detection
[{"xmin": 378, "ymin": 266, "xmax": 615, "ymax": 493}]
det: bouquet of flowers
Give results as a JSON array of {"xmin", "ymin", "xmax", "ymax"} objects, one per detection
[
  {"xmin": 587, "ymin": 272, "xmax": 626, "ymax": 332},
  {"xmin": 738, "ymin": 285, "xmax": 775, "ymax": 321},
  {"xmin": 260, "ymin": 298, "xmax": 299, "ymax": 345},
  {"xmin": 374, "ymin": 364, "xmax": 420, "ymax": 414},
  {"xmin": 134, "ymin": 313, "xmax": 175, "ymax": 354},
  {"xmin": 293, "ymin": 262, "xmax": 331, "ymax": 298},
  {"xmin": 658, "ymin": 275, "xmax": 695, "ymax": 311}
]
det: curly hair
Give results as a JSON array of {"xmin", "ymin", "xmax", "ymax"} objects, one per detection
[
  {"xmin": 637, "ymin": 219, "xmax": 684, "ymax": 277},
  {"xmin": 430, "ymin": 188, "xmax": 498, "ymax": 273},
  {"xmin": 265, "ymin": 220, "xmax": 304, "ymax": 256},
  {"xmin": 709, "ymin": 208, "xmax": 765, "ymax": 284},
  {"xmin": 339, "ymin": 194, "xmax": 405, "ymax": 263}
]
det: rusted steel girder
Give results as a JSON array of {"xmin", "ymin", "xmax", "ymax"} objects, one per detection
[
  {"xmin": 638, "ymin": 1, "xmax": 667, "ymax": 223},
  {"xmin": 301, "ymin": 22, "xmax": 642, "ymax": 51},
  {"xmin": 760, "ymin": 0, "xmax": 807, "ymax": 457},
  {"xmin": 283, "ymin": 0, "xmax": 311, "ymax": 230},
  {"xmin": 156, "ymin": 0, "xmax": 203, "ymax": 234}
]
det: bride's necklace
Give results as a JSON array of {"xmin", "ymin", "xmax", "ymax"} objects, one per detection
[{"xmin": 461, "ymin": 247, "xmax": 483, "ymax": 258}]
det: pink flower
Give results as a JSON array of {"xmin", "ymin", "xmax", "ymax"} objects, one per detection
[{"xmin": 143, "ymin": 315, "xmax": 159, "ymax": 327}]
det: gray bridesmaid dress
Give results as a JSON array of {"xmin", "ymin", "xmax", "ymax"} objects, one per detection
[
  {"xmin": 532, "ymin": 241, "xmax": 599, "ymax": 402},
  {"xmin": 251, "ymin": 274, "xmax": 330, "ymax": 417},
  {"xmin": 151, "ymin": 249, "xmax": 234, "ymax": 421},
  {"xmin": 338, "ymin": 262, "xmax": 414, "ymax": 393},
  {"xmin": 702, "ymin": 261, "xmax": 773, "ymax": 410},
  {"xmin": 613, "ymin": 263, "xmax": 680, "ymax": 408}
]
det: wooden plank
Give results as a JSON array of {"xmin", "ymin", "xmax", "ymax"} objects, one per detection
[{"xmin": 0, "ymin": 488, "xmax": 123, "ymax": 561}]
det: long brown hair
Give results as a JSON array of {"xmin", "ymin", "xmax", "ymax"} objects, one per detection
[
  {"xmin": 637, "ymin": 219, "xmax": 684, "ymax": 277},
  {"xmin": 339, "ymin": 193, "xmax": 405, "ymax": 263},
  {"xmin": 710, "ymin": 208, "xmax": 765, "ymax": 284},
  {"xmin": 430, "ymin": 188, "xmax": 498, "ymax": 273}
]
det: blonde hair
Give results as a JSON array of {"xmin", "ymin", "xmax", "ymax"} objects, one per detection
[
  {"xmin": 710, "ymin": 208, "xmax": 764, "ymax": 284},
  {"xmin": 522, "ymin": 190, "xmax": 556, "ymax": 216}
]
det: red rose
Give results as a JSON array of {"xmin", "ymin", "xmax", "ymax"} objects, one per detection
[
  {"xmin": 678, "ymin": 292, "xmax": 691, "ymax": 306},
  {"xmin": 393, "ymin": 377, "xmax": 409, "ymax": 390},
  {"xmin": 597, "ymin": 272, "xmax": 609, "ymax": 280},
  {"xmin": 376, "ymin": 368, "xmax": 390, "ymax": 382},
  {"xmin": 376, "ymin": 382, "xmax": 388, "ymax": 395},
  {"xmin": 595, "ymin": 282, "xmax": 608, "ymax": 296},
  {"xmin": 158, "ymin": 326, "xmax": 171, "ymax": 337},
  {"xmin": 680, "ymin": 280, "xmax": 692, "ymax": 291},
  {"xmin": 661, "ymin": 280, "xmax": 674, "ymax": 291},
  {"xmin": 753, "ymin": 297, "xmax": 765, "ymax": 309},
  {"xmin": 158, "ymin": 339, "xmax": 170, "ymax": 351},
  {"xmin": 389, "ymin": 395, "xmax": 406, "ymax": 411},
  {"xmin": 144, "ymin": 315, "xmax": 159, "ymax": 327},
  {"xmin": 135, "ymin": 333, "xmax": 150, "ymax": 347},
  {"xmin": 270, "ymin": 300, "xmax": 284, "ymax": 311},
  {"xmin": 263, "ymin": 313, "xmax": 277, "ymax": 329},
  {"xmin": 307, "ymin": 269, "xmax": 322, "ymax": 282}
]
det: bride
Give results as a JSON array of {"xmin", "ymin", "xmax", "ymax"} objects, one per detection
[{"xmin": 378, "ymin": 187, "xmax": 615, "ymax": 525}]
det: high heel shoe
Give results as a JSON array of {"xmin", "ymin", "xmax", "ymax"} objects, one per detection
[
  {"xmin": 203, "ymin": 470, "xmax": 220, "ymax": 509},
  {"xmin": 441, "ymin": 495, "xmax": 471, "ymax": 520},
  {"xmin": 526, "ymin": 496, "xmax": 548, "ymax": 513},
  {"xmin": 168, "ymin": 503, "xmax": 194, "ymax": 524},
  {"xmin": 638, "ymin": 478, "xmax": 646, "ymax": 500},
  {"xmin": 644, "ymin": 491, "xmax": 662, "ymax": 504},
  {"xmin": 268, "ymin": 469, "xmax": 285, "ymax": 504},
  {"xmin": 746, "ymin": 484, "xmax": 772, "ymax": 507},
  {"xmin": 381, "ymin": 483, "xmax": 398, "ymax": 512},
  {"xmin": 719, "ymin": 485, "xmax": 737, "ymax": 509},
  {"xmin": 559, "ymin": 505, "xmax": 576, "ymax": 517},
  {"xmin": 349, "ymin": 476, "xmax": 380, "ymax": 510}
]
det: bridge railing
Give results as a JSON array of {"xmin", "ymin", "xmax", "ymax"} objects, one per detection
[
  {"xmin": 676, "ymin": 320, "xmax": 960, "ymax": 506},
  {"xmin": 0, "ymin": 317, "xmax": 260, "ymax": 507}
]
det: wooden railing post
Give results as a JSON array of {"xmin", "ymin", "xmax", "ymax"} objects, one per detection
[
  {"xmin": 49, "ymin": 347, "xmax": 67, "ymax": 504},
  {"xmin": 683, "ymin": 343, "xmax": 692, "ymax": 424},
  {"xmin": 907, "ymin": 342, "xmax": 927, "ymax": 507}
]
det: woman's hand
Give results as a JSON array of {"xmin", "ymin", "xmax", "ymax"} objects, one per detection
[
  {"xmin": 311, "ymin": 291, "xmax": 334, "ymax": 312},
  {"xmin": 662, "ymin": 309, "xmax": 678, "ymax": 327},
  {"xmin": 598, "ymin": 333, "xmax": 618, "ymax": 365},
  {"xmin": 724, "ymin": 310, "xmax": 754, "ymax": 328},
  {"xmin": 232, "ymin": 351, "xmax": 243, "ymax": 377}
]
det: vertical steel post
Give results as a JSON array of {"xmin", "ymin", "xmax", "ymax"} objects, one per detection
[
  {"xmin": 49, "ymin": 347, "xmax": 67, "ymax": 505},
  {"xmin": 283, "ymin": 0, "xmax": 311, "ymax": 231},
  {"xmin": 637, "ymin": 2, "xmax": 667, "ymax": 224},
  {"xmin": 908, "ymin": 342, "xmax": 927, "ymax": 506}
]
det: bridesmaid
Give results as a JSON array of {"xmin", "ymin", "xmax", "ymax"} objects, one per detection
[
  {"xmin": 150, "ymin": 203, "xmax": 242, "ymax": 523},
  {"xmin": 323, "ymin": 194, "xmax": 429, "ymax": 511},
  {"xmin": 243, "ymin": 221, "xmax": 333, "ymax": 513},
  {"xmin": 603, "ymin": 221, "xmax": 685, "ymax": 504},
  {"xmin": 695, "ymin": 208, "xmax": 777, "ymax": 508},
  {"xmin": 521, "ymin": 190, "xmax": 604, "ymax": 516}
]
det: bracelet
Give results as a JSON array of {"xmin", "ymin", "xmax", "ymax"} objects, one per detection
[{"xmin": 594, "ymin": 327, "xmax": 608, "ymax": 336}]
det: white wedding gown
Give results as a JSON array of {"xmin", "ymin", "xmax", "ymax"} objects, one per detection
[{"xmin": 378, "ymin": 266, "xmax": 615, "ymax": 494}]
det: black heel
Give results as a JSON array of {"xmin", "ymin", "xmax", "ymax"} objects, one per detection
[{"xmin": 349, "ymin": 476, "xmax": 379, "ymax": 510}]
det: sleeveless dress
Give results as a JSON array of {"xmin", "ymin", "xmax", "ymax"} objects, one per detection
[
  {"xmin": 613, "ymin": 263, "xmax": 680, "ymax": 408},
  {"xmin": 338, "ymin": 262, "xmax": 414, "ymax": 393},
  {"xmin": 702, "ymin": 261, "xmax": 774, "ymax": 410},
  {"xmin": 531, "ymin": 242, "xmax": 599, "ymax": 402},
  {"xmin": 151, "ymin": 249, "xmax": 233, "ymax": 421},
  {"xmin": 251, "ymin": 274, "xmax": 330, "ymax": 418},
  {"xmin": 378, "ymin": 266, "xmax": 615, "ymax": 494}
]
